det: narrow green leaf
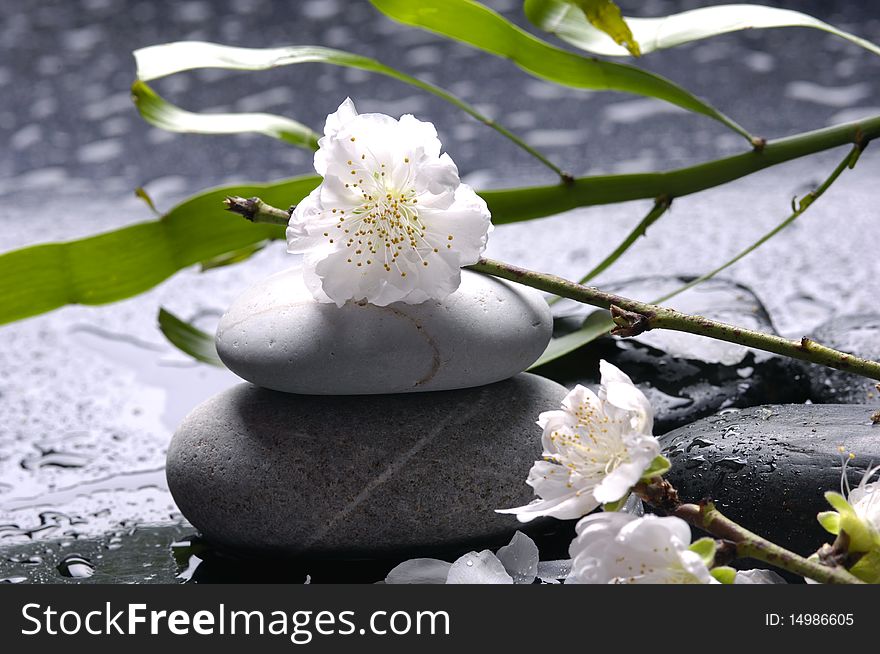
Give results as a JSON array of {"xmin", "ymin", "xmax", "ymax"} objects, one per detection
[
  {"xmin": 570, "ymin": 0, "xmax": 640, "ymax": 56},
  {"xmin": 528, "ymin": 310, "xmax": 613, "ymax": 370},
  {"xmin": 0, "ymin": 176, "xmax": 318, "ymax": 325},
  {"xmin": 200, "ymin": 240, "xmax": 269, "ymax": 271},
  {"xmin": 131, "ymin": 80, "xmax": 320, "ymax": 150},
  {"xmin": 525, "ymin": 0, "xmax": 880, "ymax": 58},
  {"xmin": 133, "ymin": 41, "xmax": 564, "ymax": 175},
  {"xmin": 370, "ymin": 0, "xmax": 752, "ymax": 140},
  {"xmin": 158, "ymin": 308, "xmax": 223, "ymax": 366}
]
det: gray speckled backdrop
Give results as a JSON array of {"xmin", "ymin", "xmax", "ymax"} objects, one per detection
[{"xmin": 1, "ymin": 0, "xmax": 879, "ymax": 548}]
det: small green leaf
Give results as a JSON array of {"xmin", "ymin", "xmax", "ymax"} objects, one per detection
[
  {"xmin": 824, "ymin": 491, "xmax": 853, "ymax": 514},
  {"xmin": 525, "ymin": 0, "xmax": 880, "ymax": 58},
  {"xmin": 817, "ymin": 510, "xmax": 841, "ymax": 535},
  {"xmin": 135, "ymin": 187, "xmax": 161, "ymax": 215},
  {"xmin": 570, "ymin": 0, "xmax": 640, "ymax": 56},
  {"xmin": 710, "ymin": 566, "xmax": 737, "ymax": 584},
  {"xmin": 640, "ymin": 455, "xmax": 672, "ymax": 481},
  {"xmin": 131, "ymin": 80, "xmax": 320, "ymax": 150},
  {"xmin": 688, "ymin": 537, "xmax": 717, "ymax": 567},
  {"xmin": 370, "ymin": 0, "xmax": 753, "ymax": 141},
  {"xmin": 849, "ymin": 548, "xmax": 880, "ymax": 584},
  {"xmin": 158, "ymin": 308, "xmax": 224, "ymax": 366},
  {"xmin": 825, "ymin": 492, "xmax": 876, "ymax": 553}
]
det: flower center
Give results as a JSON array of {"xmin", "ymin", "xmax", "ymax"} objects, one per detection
[{"xmin": 325, "ymin": 159, "xmax": 449, "ymax": 277}]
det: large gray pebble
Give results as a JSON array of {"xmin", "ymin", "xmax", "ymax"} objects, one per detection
[
  {"xmin": 660, "ymin": 404, "xmax": 880, "ymax": 556},
  {"xmin": 216, "ymin": 267, "xmax": 552, "ymax": 394},
  {"xmin": 166, "ymin": 373, "xmax": 566, "ymax": 557}
]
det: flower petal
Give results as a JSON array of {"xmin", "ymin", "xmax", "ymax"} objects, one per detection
[
  {"xmin": 446, "ymin": 551, "xmax": 513, "ymax": 584},
  {"xmin": 495, "ymin": 531, "xmax": 539, "ymax": 584},
  {"xmin": 385, "ymin": 558, "xmax": 452, "ymax": 584}
]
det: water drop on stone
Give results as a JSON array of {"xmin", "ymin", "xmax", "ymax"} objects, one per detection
[{"xmin": 57, "ymin": 554, "xmax": 95, "ymax": 578}]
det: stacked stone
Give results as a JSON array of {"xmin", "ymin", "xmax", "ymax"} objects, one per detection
[{"xmin": 166, "ymin": 267, "xmax": 562, "ymax": 558}]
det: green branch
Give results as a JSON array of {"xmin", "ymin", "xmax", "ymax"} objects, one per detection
[
  {"xmin": 636, "ymin": 480, "xmax": 863, "ymax": 584},
  {"xmin": 224, "ymin": 196, "xmax": 291, "ymax": 225},
  {"xmin": 231, "ymin": 197, "xmax": 880, "ymax": 383},
  {"xmin": 469, "ymin": 257, "xmax": 880, "ymax": 382},
  {"xmin": 674, "ymin": 503, "xmax": 864, "ymax": 585},
  {"xmin": 483, "ymin": 114, "xmax": 879, "ymax": 223}
]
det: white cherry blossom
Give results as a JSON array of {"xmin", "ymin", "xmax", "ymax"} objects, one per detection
[
  {"xmin": 497, "ymin": 360, "xmax": 661, "ymax": 522},
  {"xmin": 287, "ymin": 98, "xmax": 492, "ymax": 306},
  {"xmin": 567, "ymin": 512, "xmax": 717, "ymax": 584},
  {"xmin": 848, "ymin": 463, "xmax": 880, "ymax": 532}
]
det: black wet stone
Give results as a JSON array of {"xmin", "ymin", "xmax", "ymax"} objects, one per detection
[
  {"xmin": 659, "ymin": 404, "xmax": 880, "ymax": 557},
  {"xmin": 798, "ymin": 314, "xmax": 880, "ymax": 406},
  {"xmin": 537, "ymin": 276, "xmax": 810, "ymax": 434}
]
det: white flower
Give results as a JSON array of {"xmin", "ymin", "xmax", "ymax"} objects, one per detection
[
  {"xmin": 848, "ymin": 463, "xmax": 880, "ymax": 532},
  {"xmin": 497, "ymin": 360, "xmax": 660, "ymax": 522},
  {"xmin": 287, "ymin": 98, "xmax": 492, "ymax": 306},
  {"xmin": 819, "ymin": 456, "xmax": 880, "ymax": 554},
  {"xmin": 567, "ymin": 512, "xmax": 717, "ymax": 584}
]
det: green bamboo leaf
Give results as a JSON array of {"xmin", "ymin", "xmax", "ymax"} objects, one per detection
[
  {"xmin": 158, "ymin": 308, "xmax": 223, "ymax": 366},
  {"xmin": 369, "ymin": 0, "xmax": 753, "ymax": 141},
  {"xmin": 529, "ymin": 309, "xmax": 613, "ymax": 370},
  {"xmin": 200, "ymin": 240, "xmax": 270, "ymax": 271},
  {"xmin": 570, "ymin": 0, "xmax": 640, "ymax": 56},
  {"xmin": 133, "ymin": 41, "xmax": 564, "ymax": 175},
  {"xmin": 0, "ymin": 176, "xmax": 318, "ymax": 325},
  {"xmin": 131, "ymin": 80, "xmax": 320, "ymax": 149},
  {"xmin": 525, "ymin": 0, "xmax": 880, "ymax": 58}
]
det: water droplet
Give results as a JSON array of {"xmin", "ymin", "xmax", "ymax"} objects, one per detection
[{"xmin": 57, "ymin": 554, "xmax": 95, "ymax": 578}]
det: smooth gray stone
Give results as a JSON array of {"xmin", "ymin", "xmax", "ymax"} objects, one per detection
[
  {"xmin": 660, "ymin": 404, "xmax": 880, "ymax": 557},
  {"xmin": 166, "ymin": 374, "xmax": 566, "ymax": 557},
  {"xmin": 799, "ymin": 314, "xmax": 880, "ymax": 406},
  {"xmin": 216, "ymin": 267, "xmax": 552, "ymax": 395}
]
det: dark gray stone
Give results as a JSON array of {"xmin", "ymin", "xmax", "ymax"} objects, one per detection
[
  {"xmin": 167, "ymin": 374, "xmax": 566, "ymax": 557},
  {"xmin": 800, "ymin": 314, "xmax": 880, "ymax": 406},
  {"xmin": 660, "ymin": 404, "xmax": 880, "ymax": 556},
  {"xmin": 539, "ymin": 277, "xmax": 810, "ymax": 433}
]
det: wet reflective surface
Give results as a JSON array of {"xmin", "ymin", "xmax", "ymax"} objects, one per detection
[{"xmin": 1, "ymin": 0, "xmax": 879, "ymax": 581}]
